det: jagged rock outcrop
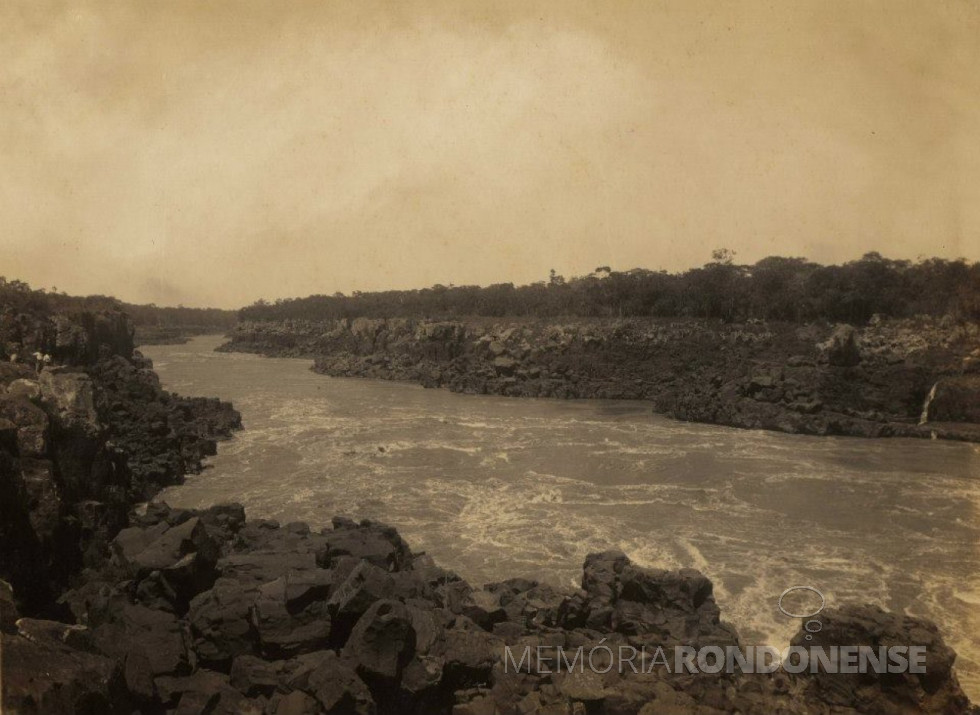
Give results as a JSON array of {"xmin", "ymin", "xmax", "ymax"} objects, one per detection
[
  {"xmin": 924, "ymin": 376, "xmax": 980, "ymax": 424},
  {"xmin": 0, "ymin": 308, "xmax": 241, "ymax": 616},
  {"xmin": 819, "ymin": 324, "xmax": 862, "ymax": 367},
  {"xmin": 790, "ymin": 604, "xmax": 969, "ymax": 714},
  {"xmin": 220, "ymin": 316, "xmax": 980, "ymax": 442},
  {"xmin": 555, "ymin": 551, "xmax": 738, "ymax": 649},
  {"xmin": 2, "ymin": 503, "xmax": 974, "ymax": 714}
]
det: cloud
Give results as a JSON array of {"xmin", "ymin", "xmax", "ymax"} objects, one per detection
[{"xmin": 2, "ymin": 0, "xmax": 978, "ymax": 307}]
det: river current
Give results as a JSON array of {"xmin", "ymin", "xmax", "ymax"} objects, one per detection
[{"xmin": 144, "ymin": 335, "xmax": 980, "ymax": 697}]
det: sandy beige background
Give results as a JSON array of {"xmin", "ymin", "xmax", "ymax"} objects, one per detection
[{"xmin": 2, "ymin": 0, "xmax": 978, "ymax": 307}]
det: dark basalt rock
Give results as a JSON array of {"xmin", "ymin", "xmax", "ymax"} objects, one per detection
[
  {"xmin": 90, "ymin": 604, "xmax": 191, "ymax": 678},
  {"xmin": 229, "ymin": 654, "xmax": 280, "ymax": 697},
  {"xmin": 0, "ymin": 307, "xmax": 241, "ymax": 618},
  {"xmin": 222, "ymin": 316, "xmax": 980, "ymax": 443},
  {"xmin": 316, "ymin": 517, "xmax": 413, "ymax": 571},
  {"xmin": 792, "ymin": 604, "xmax": 973, "ymax": 714},
  {"xmin": 306, "ymin": 651, "xmax": 376, "ymax": 714},
  {"xmin": 821, "ymin": 324, "xmax": 862, "ymax": 367},
  {"xmin": 343, "ymin": 599, "xmax": 417, "ymax": 684},
  {"xmin": 2, "ymin": 502, "xmax": 975, "ymax": 714},
  {"xmin": 251, "ymin": 577, "xmax": 332, "ymax": 658},
  {"xmin": 927, "ymin": 375, "xmax": 980, "ymax": 424},
  {"xmin": 1, "ymin": 625, "xmax": 126, "ymax": 714},
  {"xmin": 556, "ymin": 550, "xmax": 739, "ymax": 649},
  {"xmin": 187, "ymin": 577, "xmax": 258, "ymax": 669}
]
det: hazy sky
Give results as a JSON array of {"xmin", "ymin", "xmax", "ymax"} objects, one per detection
[{"xmin": 3, "ymin": 1, "xmax": 979, "ymax": 308}]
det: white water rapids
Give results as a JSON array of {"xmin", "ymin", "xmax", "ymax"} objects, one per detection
[{"xmin": 143, "ymin": 336, "xmax": 980, "ymax": 699}]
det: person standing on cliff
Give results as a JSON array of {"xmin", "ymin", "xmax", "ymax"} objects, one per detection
[{"xmin": 31, "ymin": 351, "xmax": 51, "ymax": 374}]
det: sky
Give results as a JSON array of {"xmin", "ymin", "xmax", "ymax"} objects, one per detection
[{"xmin": 2, "ymin": 0, "xmax": 979, "ymax": 308}]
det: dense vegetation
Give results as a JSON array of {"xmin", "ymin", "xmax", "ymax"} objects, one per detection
[
  {"xmin": 240, "ymin": 252, "xmax": 980, "ymax": 325},
  {"xmin": 0, "ymin": 278, "xmax": 236, "ymax": 341}
]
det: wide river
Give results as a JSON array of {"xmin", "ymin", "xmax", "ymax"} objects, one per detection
[{"xmin": 144, "ymin": 335, "xmax": 980, "ymax": 697}]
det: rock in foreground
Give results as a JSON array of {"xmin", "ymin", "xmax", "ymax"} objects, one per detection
[{"xmin": 2, "ymin": 503, "xmax": 974, "ymax": 714}]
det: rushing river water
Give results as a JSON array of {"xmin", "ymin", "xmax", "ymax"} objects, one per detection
[{"xmin": 144, "ymin": 335, "xmax": 980, "ymax": 698}]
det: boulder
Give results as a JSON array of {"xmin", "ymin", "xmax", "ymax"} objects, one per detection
[
  {"xmin": 438, "ymin": 585, "xmax": 507, "ymax": 631},
  {"xmin": 328, "ymin": 561, "xmax": 395, "ymax": 628},
  {"xmin": 114, "ymin": 516, "xmax": 220, "ymax": 605},
  {"xmin": 6, "ymin": 378, "xmax": 40, "ymax": 400},
  {"xmin": 15, "ymin": 618, "xmax": 95, "ymax": 651},
  {"xmin": 317, "ymin": 519, "xmax": 413, "ymax": 571},
  {"xmin": 268, "ymin": 690, "xmax": 321, "ymax": 715},
  {"xmin": 306, "ymin": 651, "xmax": 377, "ymax": 713},
  {"xmin": 219, "ymin": 550, "xmax": 319, "ymax": 586},
  {"xmin": 135, "ymin": 570, "xmax": 180, "ymax": 612},
  {"xmin": 38, "ymin": 367, "xmax": 101, "ymax": 434},
  {"xmin": 1, "ymin": 630, "xmax": 123, "ymax": 714},
  {"xmin": 820, "ymin": 324, "xmax": 861, "ymax": 367},
  {"xmin": 188, "ymin": 577, "xmax": 258, "ymax": 668},
  {"xmin": 343, "ymin": 599, "xmax": 417, "ymax": 683},
  {"xmin": 230, "ymin": 654, "xmax": 279, "ymax": 696},
  {"xmin": 557, "ymin": 551, "xmax": 738, "ymax": 647},
  {"xmin": 19, "ymin": 458, "xmax": 62, "ymax": 543},
  {"xmin": 793, "ymin": 604, "xmax": 973, "ymax": 714},
  {"xmin": 399, "ymin": 654, "xmax": 445, "ymax": 705},
  {"xmin": 492, "ymin": 357, "xmax": 518, "ymax": 376},
  {"xmin": 90, "ymin": 604, "xmax": 189, "ymax": 677},
  {"xmin": 406, "ymin": 604, "xmax": 453, "ymax": 655},
  {"xmin": 0, "ymin": 395, "xmax": 49, "ymax": 457},
  {"xmin": 157, "ymin": 668, "xmax": 256, "ymax": 714},
  {"xmin": 199, "ymin": 502, "xmax": 247, "ymax": 542},
  {"xmin": 122, "ymin": 649, "xmax": 157, "ymax": 705},
  {"xmin": 284, "ymin": 568, "xmax": 334, "ymax": 613},
  {"xmin": 488, "ymin": 579, "xmax": 563, "ymax": 629},
  {"xmin": 129, "ymin": 516, "xmax": 219, "ymax": 573},
  {"xmin": 433, "ymin": 624, "xmax": 502, "ymax": 690},
  {"xmin": 251, "ymin": 577, "xmax": 332, "ymax": 658},
  {"xmin": 0, "ymin": 362, "xmax": 35, "ymax": 387}
]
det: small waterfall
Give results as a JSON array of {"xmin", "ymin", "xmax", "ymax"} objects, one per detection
[{"xmin": 919, "ymin": 381, "xmax": 939, "ymax": 425}]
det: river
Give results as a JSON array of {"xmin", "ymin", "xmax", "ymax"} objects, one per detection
[{"xmin": 143, "ymin": 335, "xmax": 980, "ymax": 697}]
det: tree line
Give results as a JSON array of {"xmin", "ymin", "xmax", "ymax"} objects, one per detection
[
  {"xmin": 239, "ymin": 252, "xmax": 980, "ymax": 325},
  {"xmin": 0, "ymin": 278, "xmax": 237, "ymax": 330}
]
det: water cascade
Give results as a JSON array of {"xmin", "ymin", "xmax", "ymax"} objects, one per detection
[{"xmin": 919, "ymin": 381, "xmax": 939, "ymax": 425}]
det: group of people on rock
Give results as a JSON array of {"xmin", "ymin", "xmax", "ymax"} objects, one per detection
[{"xmin": 6, "ymin": 350, "xmax": 52, "ymax": 373}]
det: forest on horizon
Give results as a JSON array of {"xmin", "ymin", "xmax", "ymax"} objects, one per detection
[
  {"xmin": 0, "ymin": 278, "xmax": 237, "ymax": 334},
  {"xmin": 239, "ymin": 252, "xmax": 980, "ymax": 325},
  {"xmin": 4, "ymin": 252, "xmax": 980, "ymax": 328}
]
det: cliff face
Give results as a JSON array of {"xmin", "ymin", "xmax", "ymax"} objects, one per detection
[
  {"xmin": 220, "ymin": 316, "xmax": 980, "ymax": 441},
  {"xmin": 0, "ymin": 306, "xmax": 240, "ymax": 614}
]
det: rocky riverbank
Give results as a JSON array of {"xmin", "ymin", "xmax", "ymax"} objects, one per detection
[
  {"xmin": 3, "ymin": 309, "xmax": 977, "ymax": 713},
  {"xmin": 2, "ymin": 501, "xmax": 975, "ymax": 714},
  {"xmin": 0, "ymin": 305, "xmax": 241, "ymax": 615},
  {"xmin": 220, "ymin": 316, "xmax": 980, "ymax": 442}
]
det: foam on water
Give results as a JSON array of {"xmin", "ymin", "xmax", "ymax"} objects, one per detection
[{"xmin": 146, "ymin": 336, "xmax": 980, "ymax": 700}]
